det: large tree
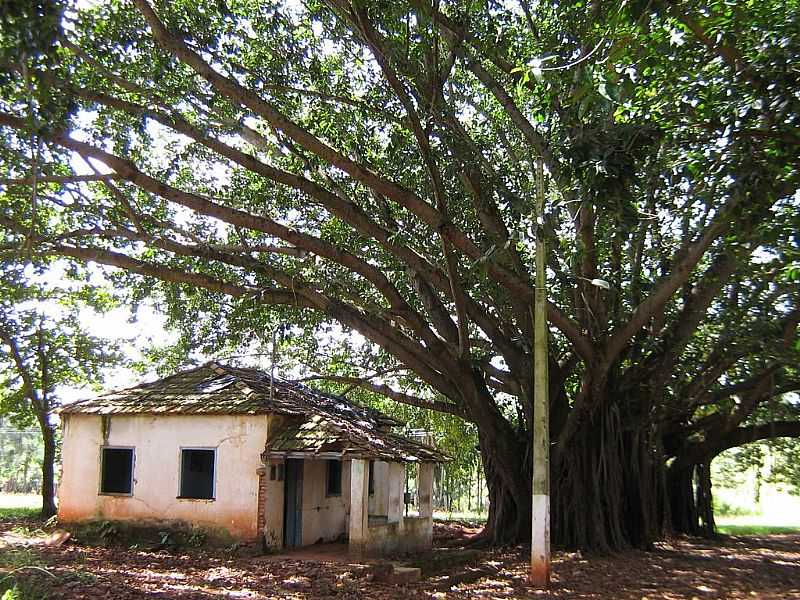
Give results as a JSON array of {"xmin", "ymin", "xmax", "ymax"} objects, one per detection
[{"xmin": 0, "ymin": 0, "xmax": 798, "ymax": 548}]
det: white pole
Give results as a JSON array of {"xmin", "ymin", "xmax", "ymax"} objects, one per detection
[{"xmin": 530, "ymin": 157, "xmax": 550, "ymax": 587}]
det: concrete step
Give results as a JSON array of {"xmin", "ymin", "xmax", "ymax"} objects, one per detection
[
  {"xmin": 372, "ymin": 563, "xmax": 423, "ymax": 584},
  {"xmin": 388, "ymin": 566, "xmax": 422, "ymax": 584}
]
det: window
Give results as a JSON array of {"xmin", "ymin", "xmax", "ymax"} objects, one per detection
[
  {"xmin": 269, "ymin": 464, "xmax": 285, "ymax": 481},
  {"xmin": 368, "ymin": 460, "xmax": 375, "ymax": 496},
  {"xmin": 179, "ymin": 448, "xmax": 216, "ymax": 499},
  {"xmin": 100, "ymin": 447, "xmax": 134, "ymax": 495},
  {"xmin": 326, "ymin": 460, "xmax": 342, "ymax": 496}
]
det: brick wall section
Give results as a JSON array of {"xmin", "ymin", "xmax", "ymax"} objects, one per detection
[{"xmin": 256, "ymin": 468, "xmax": 268, "ymax": 532}]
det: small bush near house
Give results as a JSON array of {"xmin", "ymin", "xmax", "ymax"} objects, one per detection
[
  {"xmin": 0, "ymin": 550, "xmax": 55, "ymax": 600},
  {"xmin": 66, "ymin": 519, "xmax": 219, "ymax": 551}
]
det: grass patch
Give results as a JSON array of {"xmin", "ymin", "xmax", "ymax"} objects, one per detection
[
  {"xmin": 0, "ymin": 576, "xmax": 55, "ymax": 600},
  {"xmin": 717, "ymin": 524, "xmax": 800, "ymax": 535},
  {"xmin": 0, "ymin": 508, "xmax": 38, "ymax": 521},
  {"xmin": 0, "ymin": 495, "xmax": 41, "ymax": 522},
  {"xmin": 433, "ymin": 510, "xmax": 488, "ymax": 526},
  {"xmin": 0, "ymin": 550, "xmax": 44, "ymax": 571}
]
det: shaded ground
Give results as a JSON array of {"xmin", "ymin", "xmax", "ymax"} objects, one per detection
[{"xmin": 1, "ymin": 515, "xmax": 799, "ymax": 599}]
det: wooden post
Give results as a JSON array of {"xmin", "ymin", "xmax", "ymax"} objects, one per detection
[{"xmin": 530, "ymin": 157, "xmax": 550, "ymax": 587}]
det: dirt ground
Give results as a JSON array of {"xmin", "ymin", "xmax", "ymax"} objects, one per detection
[{"xmin": 1, "ymin": 517, "xmax": 798, "ymax": 599}]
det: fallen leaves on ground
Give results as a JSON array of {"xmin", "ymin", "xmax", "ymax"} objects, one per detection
[{"xmin": 1, "ymin": 518, "xmax": 798, "ymax": 599}]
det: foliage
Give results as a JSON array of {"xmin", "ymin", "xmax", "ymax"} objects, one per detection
[
  {"xmin": 712, "ymin": 498, "xmax": 757, "ymax": 518},
  {"xmin": 0, "ymin": 419, "xmax": 43, "ymax": 494},
  {"xmin": 0, "ymin": 272, "xmax": 122, "ymax": 428},
  {"xmin": 712, "ymin": 433, "xmax": 800, "ymax": 499},
  {"xmin": 765, "ymin": 436, "xmax": 800, "ymax": 495},
  {"xmin": 0, "ymin": 549, "xmax": 52, "ymax": 600}
]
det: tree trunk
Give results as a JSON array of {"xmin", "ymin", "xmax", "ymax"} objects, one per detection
[
  {"xmin": 474, "ymin": 379, "xmax": 673, "ymax": 550},
  {"xmin": 667, "ymin": 459, "xmax": 718, "ymax": 537},
  {"xmin": 40, "ymin": 422, "xmax": 57, "ymax": 519},
  {"xmin": 477, "ymin": 425, "xmax": 532, "ymax": 544},
  {"xmin": 695, "ymin": 462, "xmax": 716, "ymax": 536},
  {"xmin": 667, "ymin": 463, "xmax": 700, "ymax": 535},
  {"xmin": 552, "ymin": 399, "xmax": 668, "ymax": 551}
]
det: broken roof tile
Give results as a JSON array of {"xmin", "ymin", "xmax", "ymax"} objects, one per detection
[{"xmin": 60, "ymin": 362, "xmax": 447, "ymax": 463}]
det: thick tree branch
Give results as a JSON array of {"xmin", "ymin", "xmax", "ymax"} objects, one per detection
[
  {"xmin": 132, "ymin": 0, "xmax": 534, "ymax": 307},
  {"xmin": 675, "ymin": 420, "xmax": 800, "ymax": 468},
  {"xmin": 295, "ymin": 373, "xmax": 467, "ymax": 418},
  {"xmin": 0, "ymin": 323, "xmax": 43, "ymax": 413},
  {"xmin": 0, "ymin": 174, "xmax": 121, "ymax": 185},
  {"xmin": 605, "ymin": 193, "xmax": 744, "ymax": 363}
]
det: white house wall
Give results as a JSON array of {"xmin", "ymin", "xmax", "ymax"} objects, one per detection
[
  {"xmin": 368, "ymin": 461, "xmax": 389, "ymax": 516},
  {"xmin": 58, "ymin": 413, "xmax": 269, "ymax": 539},
  {"xmin": 300, "ymin": 459, "xmax": 351, "ymax": 546},
  {"xmin": 263, "ymin": 459, "xmax": 285, "ymax": 547},
  {"xmin": 297, "ymin": 459, "xmax": 391, "ymax": 546}
]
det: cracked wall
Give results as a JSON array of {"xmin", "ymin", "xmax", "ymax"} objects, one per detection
[{"xmin": 59, "ymin": 413, "xmax": 270, "ymax": 540}]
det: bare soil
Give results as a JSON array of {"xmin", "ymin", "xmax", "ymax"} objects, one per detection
[{"xmin": 1, "ymin": 517, "xmax": 798, "ymax": 599}]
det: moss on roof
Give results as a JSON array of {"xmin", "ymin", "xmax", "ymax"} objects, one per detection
[{"xmin": 62, "ymin": 362, "xmax": 447, "ymax": 463}]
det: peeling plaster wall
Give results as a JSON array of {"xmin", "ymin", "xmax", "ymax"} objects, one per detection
[
  {"xmin": 364, "ymin": 516, "xmax": 433, "ymax": 555},
  {"xmin": 300, "ymin": 459, "xmax": 351, "ymax": 546},
  {"xmin": 263, "ymin": 458, "xmax": 285, "ymax": 549},
  {"xmin": 58, "ymin": 413, "xmax": 269, "ymax": 540},
  {"xmin": 368, "ymin": 461, "xmax": 389, "ymax": 516}
]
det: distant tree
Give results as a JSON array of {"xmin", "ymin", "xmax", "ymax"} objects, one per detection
[
  {"xmin": 0, "ymin": 416, "xmax": 44, "ymax": 494},
  {"xmin": 767, "ymin": 436, "xmax": 800, "ymax": 495},
  {"xmin": 0, "ymin": 266, "xmax": 121, "ymax": 517}
]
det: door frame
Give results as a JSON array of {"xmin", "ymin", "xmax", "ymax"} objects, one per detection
[{"xmin": 283, "ymin": 458, "xmax": 304, "ymax": 547}]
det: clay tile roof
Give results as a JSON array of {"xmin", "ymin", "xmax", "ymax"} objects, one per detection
[
  {"xmin": 265, "ymin": 412, "xmax": 448, "ymax": 463},
  {"xmin": 61, "ymin": 362, "xmax": 447, "ymax": 463}
]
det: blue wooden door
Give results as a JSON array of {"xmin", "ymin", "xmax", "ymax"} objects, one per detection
[{"xmin": 283, "ymin": 459, "xmax": 303, "ymax": 547}]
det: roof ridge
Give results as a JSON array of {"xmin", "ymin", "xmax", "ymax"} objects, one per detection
[
  {"xmin": 210, "ymin": 362, "xmax": 281, "ymax": 400},
  {"xmin": 63, "ymin": 362, "xmax": 212, "ymax": 409},
  {"xmin": 279, "ymin": 377, "xmax": 401, "ymax": 426}
]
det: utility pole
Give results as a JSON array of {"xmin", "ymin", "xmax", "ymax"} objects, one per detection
[{"xmin": 530, "ymin": 157, "xmax": 550, "ymax": 587}]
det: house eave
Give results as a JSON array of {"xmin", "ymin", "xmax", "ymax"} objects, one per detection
[{"xmin": 262, "ymin": 450, "xmax": 443, "ymax": 463}]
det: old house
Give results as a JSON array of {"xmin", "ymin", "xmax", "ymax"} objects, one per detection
[{"xmin": 57, "ymin": 362, "xmax": 446, "ymax": 555}]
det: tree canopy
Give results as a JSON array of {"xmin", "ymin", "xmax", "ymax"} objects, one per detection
[{"xmin": 0, "ymin": 0, "xmax": 798, "ymax": 548}]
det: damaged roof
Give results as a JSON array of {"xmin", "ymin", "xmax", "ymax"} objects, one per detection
[
  {"xmin": 61, "ymin": 362, "xmax": 447, "ymax": 463},
  {"xmin": 265, "ymin": 412, "xmax": 447, "ymax": 463}
]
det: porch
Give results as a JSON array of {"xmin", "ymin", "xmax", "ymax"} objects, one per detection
[
  {"xmin": 348, "ymin": 458, "xmax": 434, "ymax": 556},
  {"xmin": 258, "ymin": 454, "xmax": 435, "ymax": 557},
  {"xmin": 259, "ymin": 398, "xmax": 445, "ymax": 556}
]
